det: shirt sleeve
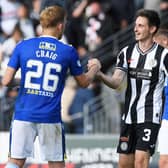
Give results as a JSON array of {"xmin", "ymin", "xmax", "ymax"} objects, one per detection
[
  {"xmin": 115, "ymin": 46, "xmax": 128, "ymax": 72},
  {"xmin": 69, "ymin": 47, "xmax": 83, "ymax": 76}
]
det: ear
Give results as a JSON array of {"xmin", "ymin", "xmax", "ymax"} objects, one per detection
[
  {"xmin": 164, "ymin": 38, "xmax": 168, "ymax": 47},
  {"xmin": 57, "ymin": 22, "xmax": 63, "ymax": 31},
  {"xmin": 150, "ymin": 26, "xmax": 157, "ymax": 34}
]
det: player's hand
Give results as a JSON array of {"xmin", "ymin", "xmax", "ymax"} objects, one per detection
[{"xmin": 87, "ymin": 58, "xmax": 101, "ymax": 72}]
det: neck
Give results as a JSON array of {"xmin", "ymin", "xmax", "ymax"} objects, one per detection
[
  {"xmin": 138, "ymin": 38, "xmax": 154, "ymax": 53},
  {"xmin": 42, "ymin": 28, "xmax": 59, "ymax": 39}
]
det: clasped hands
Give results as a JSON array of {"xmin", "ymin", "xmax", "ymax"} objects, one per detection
[{"xmin": 87, "ymin": 58, "xmax": 101, "ymax": 74}]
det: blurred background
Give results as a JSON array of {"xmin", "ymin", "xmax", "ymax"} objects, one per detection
[{"xmin": 0, "ymin": 0, "xmax": 168, "ymax": 167}]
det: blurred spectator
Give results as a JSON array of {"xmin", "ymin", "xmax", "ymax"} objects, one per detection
[
  {"xmin": 17, "ymin": 0, "xmax": 33, "ymax": 9},
  {"xmin": 65, "ymin": 0, "xmax": 88, "ymax": 57},
  {"xmin": 0, "ymin": 79, "xmax": 6, "ymax": 98},
  {"xmin": 1, "ymin": 86, "xmax": 18, "ymax": 131},
  {"xmin": 40, "ymin": 0, "xmax": 65, "ymax": 10},
  {"xmin": 0, "ymin": 0, "xmax": 20, "ymax": 37},
  {"xmin": 110, "ymin": 0, "xmax": 135, "ymax": 30},
  {"xmin": 85, "ymin": 0, "xmax": 117, "ymax": 51},
  {"xmin": 30, "ymin": 0, "xmax": 41, "ymax": 36},
  {"xmin": 0, "ymin": 23, "xmax": 23, "ymax": 78},
  {"xmin": 17, "ymin": 2, "xmax": 35, "ymax": 38},
  {"xmin": 0, "ymin": 76, "xmax": 7, "ymax": 130},
  {"xmin": 61, "ymin": 77, "xmax": 78, "ymax": 133},
  {"xmin": 144, "ymin": 0, "xmax": 160, "ymax": 12},
  {"xmin": 69, "ymin": 84, "xmax": 96, "ymax": 134},
  {"xmin": 160, "ymin": 22, "xmax": 168, "ymax": 31},
  {"xmin": 160, "ymin": 0, "xmax": 168, "ymax": 25},
  {"xmin": 134, "ymin": 0, "xmax": 144, "ymax": 10}
]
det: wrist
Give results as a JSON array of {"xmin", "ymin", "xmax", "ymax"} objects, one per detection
[{"xmin": 96, "ymin": 71, "xmax": 103, "ymax": 79}]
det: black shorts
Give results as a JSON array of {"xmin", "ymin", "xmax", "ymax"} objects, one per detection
[{"xmin": 117, "ymin": 122, "xmax": 160, "ymax": 156}]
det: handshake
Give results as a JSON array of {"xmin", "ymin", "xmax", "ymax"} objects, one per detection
[
  {"xmin": 86, "ymin": 58, "xmax": 103, "ymax": 81},
  {"xmin": 87, "ymin": 58, "xmax": 101, "ymax": 74}
]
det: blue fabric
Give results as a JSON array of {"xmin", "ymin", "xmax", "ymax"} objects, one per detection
[
  {"xmin": 8, "ymin": 36, "xmax": 83, "ymax": 123},
  {"xmin": 163, "ymin": 85, "xmax": 168, "ymax": 120}
]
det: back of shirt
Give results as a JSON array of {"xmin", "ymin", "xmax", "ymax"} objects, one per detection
[{"xmin": 8, "ymin": 36, "xmax": 83, "ymax": 123}]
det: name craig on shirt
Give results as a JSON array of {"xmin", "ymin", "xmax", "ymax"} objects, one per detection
[{"xmin": 36, "ymin": 49, "xmax": 58, "ymax": 60}]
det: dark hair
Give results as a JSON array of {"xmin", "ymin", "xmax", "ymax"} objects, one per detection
[{"xmin": 136, "ymin": 9, "xmax": 160, "ymax": 32}]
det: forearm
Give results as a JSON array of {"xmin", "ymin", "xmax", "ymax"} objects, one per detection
[
  {"xmin": 1, "ymin": 67, "xmax": 16, "ymax": 87},
  {"xmin": 97, "ymin": 70, "xmax": 125, "ymax": 89},
  {"xmin": 2, "ymin": 78, "xmax": 15, "ymax": 87},
  {"xmin": 72, "ymin": 0, "xmax": 88, "ymax": 18}
]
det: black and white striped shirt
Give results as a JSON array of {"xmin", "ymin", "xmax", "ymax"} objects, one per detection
[{"xmin": 116, "ymin": 42, "xmax": 168, "ymax": 124}]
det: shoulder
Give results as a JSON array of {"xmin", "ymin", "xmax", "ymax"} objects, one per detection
[
  {"xmin": 156, "ymin": 43, "xmax": 165, "ymax": 50},
  {"xmin": 58, "ymin": 41, "xmax": 78, "ymax": 57},
  {"xmin": 22, "ymin": 37, "xmax": 39, "ymax": 43},
  {"xmin": 57, "ymin": 40, "xmax": 76, "ymax": 51},
  {"xmin": 156, "ymin": 44, "xmax": 168, "ymax": 57},
  {"xmin": 119, "ymin": 42, "xmax": 136, "ymax": 54},
  {"xmin": 16, "ymin": 37, "xmax": 40, "ymax": 48},
  {"xmin": 118, "ymin": 46, "xmax": 129, "ymax": 57},
  {"xmin": 17, "ymin": 37, "xmax": 37, "ymax": 45}
]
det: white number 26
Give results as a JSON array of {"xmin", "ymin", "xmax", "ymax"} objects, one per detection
[{"xmin": 24, "ymin": 60, "xmax": 61, "ymax": 92}]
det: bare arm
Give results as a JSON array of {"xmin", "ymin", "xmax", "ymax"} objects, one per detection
[
  {"xmin": 1, "ymin": 67, "xmax": 17, "ymax": 87},
  {"xmin": 97, "ymin": 69, "xmax": 126, "ymax": 89},
  {"xmin": 72, "ymin": 0, "xmax": 88, "ymax": 18}
]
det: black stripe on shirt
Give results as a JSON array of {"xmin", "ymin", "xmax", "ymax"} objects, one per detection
[
  {"xmin": 131, "ymin": 53, "xmax": 148, "ymax": 122},
  {"xmin": 145, "ymin": 45, "xmax": 164, "ymax": 122}
]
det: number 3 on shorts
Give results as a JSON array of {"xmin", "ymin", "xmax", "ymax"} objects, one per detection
[{"xmin": 142, "ymin": 128, "xmax": 151, "ymax": 142}]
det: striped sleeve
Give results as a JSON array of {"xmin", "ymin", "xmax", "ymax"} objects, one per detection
[{"xmin": 115, "ymin": 46, "xmax": 128, "ymax": 72}]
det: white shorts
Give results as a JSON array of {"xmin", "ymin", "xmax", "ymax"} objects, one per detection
[
  {"xmin": 9, "ymin": 120, "xmax": 65, "ymax": 161},
  {"xmin": 158, "ymin": 119, "xmax": 168, "ymax": 154}
]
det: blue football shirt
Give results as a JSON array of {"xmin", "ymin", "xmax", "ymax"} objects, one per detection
[
  {"xmin": 163, "ymin": 82, "xmax": 168, "ymax": 120},
  {"xmin": 8, "ymin": 36, "xmax": 83, "ymax": 123}
]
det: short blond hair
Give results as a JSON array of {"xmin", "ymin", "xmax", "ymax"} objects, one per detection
[{"xmin": 40, "ymin": 5, "xmax": 66, "ymax": 28}]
